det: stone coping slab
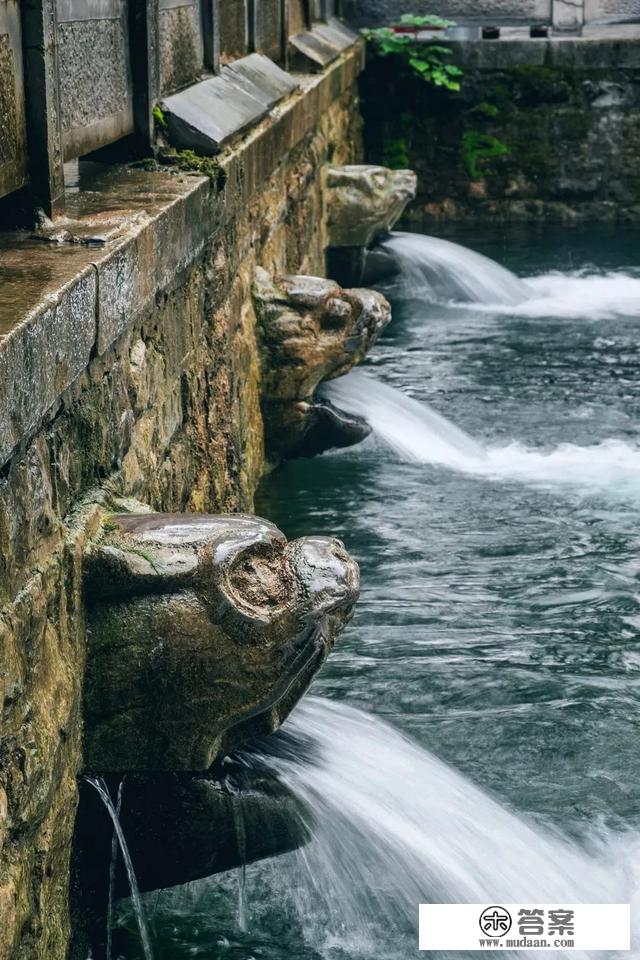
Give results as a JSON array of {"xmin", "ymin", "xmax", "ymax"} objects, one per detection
[
  {"xmin": 161, "ymin": 54, "xmax": 298, "ymax": 153},
  {"xmin": 289, "ymin": 21, "xmax": 359, "ymax": 71},
  {"xmin": 224, "ymin": 53, "xmax": 300, "ymax": 109},
  {"xmin": 0, "ymin": 41, "xmax": 364, "ymax": 470}
]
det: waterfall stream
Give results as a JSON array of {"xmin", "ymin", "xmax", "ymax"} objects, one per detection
[
  {"xmin": 381, "ymin": 232, "xmax": 531, "ymax": 305},
  {"xmin": 323, "ymin": 369, "xmax": 640, "ymax": 498},
  {"xmin": 241, "ymin": 698, "xmax": 639, "ymax": 960},
  {"xmin": 108, "ymin": 226, "xmax": 640, "ymax": 960},
  {"xmin": 381, "ymin": 231, "xmax": 640, "ymax": 319}
]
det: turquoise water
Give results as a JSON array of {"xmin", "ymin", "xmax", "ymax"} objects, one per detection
[{"xmin": 118, "ymin": 224, "xmax": 640, "ymax": 959}]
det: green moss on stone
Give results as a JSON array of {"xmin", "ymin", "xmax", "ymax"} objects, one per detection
[
  {"xmin": 462, "ymin": 131, "xmax": 510, "ymax": 180},
  {"xmin": 176, "ymin": 150, "xmax": 227, "ymax": 191}
]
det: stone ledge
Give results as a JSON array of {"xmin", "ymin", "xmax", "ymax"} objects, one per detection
[
  {"xmin": 432, "ymin": 27, "xmax": 640, "ymax": 69},
  {"xmin": 0, "ymin": 268, "xmax": 97, "ymax": 468},
  {"xmin": 0, "ymin": 40, "xmax": 364, "ymax": 472}
]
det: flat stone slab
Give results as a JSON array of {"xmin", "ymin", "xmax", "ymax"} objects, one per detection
[
  {"xmin": 314, "ymin": 18, "xmax": 358, "ymax": 51},
  {"xmin": 289, "ymin": 20, "xmax": 358, "ymax": 71},
  {"xmin": 223, "ymin": 54, "xmax": 299, "ymax": 110},
  {"xmin": 289, "ymin": 29, "xmax": 342, "ymax": 70},
  {"xmin": 162, "ymin": 75, "xmax": 268, "ymax": 154},
  {"xmin": 161, "ymin": 55, "xmax": 299, "ymax": 154}
]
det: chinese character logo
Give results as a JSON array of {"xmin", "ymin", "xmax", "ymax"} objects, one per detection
[
  {"xmin": 479, "ymin": 906, "xmax": 512, "ymax": 937},
  {"xmin": 548, "ymin": 909, "xmax": 575, "ymax": 937},
  {"xmin": 518, "ymin": 908, "xmax": 545, "ymax": 936}
]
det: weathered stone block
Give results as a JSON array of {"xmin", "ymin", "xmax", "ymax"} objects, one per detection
[
  {"xmin": 162, "ymin": 54, "xmax": 298, "ymax": 153},
  {"xmin": 287, "ymin": 0, "xmax": 309, "ymax": 35},
  {"xmin": 158, "ymin": 0, "xmax": 205, "ymax": 95},
  {"xmin": 0, "ymin": 269, "xmax": 97, "ymax": 467},
  {"xmin": 553, "ymin": 0, "xmax": 585, "ymax": 30},
  {"xmin": 224, "ymin": 53, "xmax": 299, "ymax": 109},
  {"xmin": 162, "ymin": 72, "xmax": 268, "ymax": 153},
  {"xmin": 56, "ymin": 0, "xmax": 134, "ymax": 160},
  {"xmin": 314, "ymin": 17, "xmax": 358, "ymax": 52},
  {"xmin": 0, "ymin": 0, "xmax": 28, "ymax": 200},
  {"xmin": 254, "ymin": 268, "xmax": 390, "ymax": 459},
  {"xmin": 289, "ymin": 27, "xmax": 340, "ymax": 70},
  {"xmin": 325, "ymin": 164, "xmax": 417, "ymax": 248},
  {"xmin": 83, "ymin": 511, "xmax": 359, "ymax": 770},
  {"xmin": 219, "ymin": 0, "xmax": 248, "ymax": 61},
  {"xmin": 253, "ymin": 0, "xmax": 284, "ymax": 61}
]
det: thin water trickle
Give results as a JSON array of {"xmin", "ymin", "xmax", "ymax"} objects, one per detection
[
  {"xmin": 231, "ymin": 792, "xmax": 249, "ymax": 934},
  {"xmin": 106, "ymin": 780, "xmax": 125, "ymax": 960},
  {"xmin": 85, "ymin": 778, "xmax": 155, "ymax": 960}
]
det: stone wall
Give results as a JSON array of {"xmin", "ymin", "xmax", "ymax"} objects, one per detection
[
  {"xmin": 344, "ymin": 0, "xmax": 552, "ymax": 27},
  {"xmin": 0, "ymin": 44, "xmax": 363, "ymax": 960},
  {"xmin": 343, "ymin": 0, "xmax": 640, "ymax": 26},
  {"xmin": 360, "ymin": 36, "xmax": 640, "ymax": 221}
]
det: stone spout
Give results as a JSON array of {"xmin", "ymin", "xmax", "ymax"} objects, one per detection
[
  {"xmin": 325, "ymin": 164, "xmax": 417, "ymax": 248},
  {"xmin": 324, "ymin": 164, "xmax": 417, "ymax": 285},
  {"xmin": 253, "ymin": 268, "xmax": 390, "ymax": 461},
  {"xmin": 83, "ymin": 510, "xmax": 359, "ymax": 771}
]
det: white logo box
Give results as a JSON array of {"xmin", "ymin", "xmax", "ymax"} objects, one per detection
[{"xmin": 419, "ymin": 903, "xmax": 631, "ymax": 951}]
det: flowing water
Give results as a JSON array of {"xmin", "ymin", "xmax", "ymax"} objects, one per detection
[
  {"xmin": 86, "ymin": 777, "xmax": 155, "ymax": 960},
  {"xmin": 117, "ymin": 224, "xmax": 640, "ymax": 959}
]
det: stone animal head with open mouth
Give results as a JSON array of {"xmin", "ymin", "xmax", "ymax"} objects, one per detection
[
  {"xmin": 254, "ymin": 268, "xmax": 390, "ymax": 461},
  {"xmin": 325, "ymin": 164, "xmax": 418, "ymax": 249},
  {"xmin": 83, "ymin": 510, "xmax": 359, "ymax": 772}
]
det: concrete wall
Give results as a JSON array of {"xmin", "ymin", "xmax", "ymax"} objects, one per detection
[
  {"xmin": 343, "ymin": 0, "xmax": 551, "ymax": 26},
  {"xmin": 343, "ymin": 0, "xmax": 640, "ymax": 26},
  {"xmin": 0, "ymin": 41, "xmax": 364, "ymax": 960},
  {"xmin": 56, "ymin": 0, "xmax": 135, "ymax": 161},
  {"xmin": 158, "ymin": 0, "xmax": 206, "ymax": 95}
]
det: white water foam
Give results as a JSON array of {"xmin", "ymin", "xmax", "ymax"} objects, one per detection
[
  {"xmin": 382, "ymin": 233, "xmax": 640, "ymax": 320},
  {"xmin": 495, "ymin": 271, "xmax": 640, "ymax": 321},
  {"xmin": 323, "ymin": 371, "xmax": 640, "ymax": 498},
  {"xmin": 253, "ymin": 698, "xmax": 640, "ymax": 959}
]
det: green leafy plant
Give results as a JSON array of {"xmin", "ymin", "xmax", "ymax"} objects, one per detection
[
  {"xmin": 462, "ymin": 131, "xmax": 510, "ymax": 180},
  {"xmin": 363, "ymin": 14, "xmax": 463, "ymax": 91}
]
